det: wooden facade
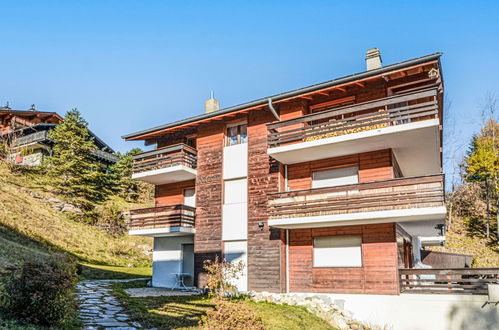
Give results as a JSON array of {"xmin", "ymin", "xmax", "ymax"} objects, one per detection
[{"xmin": 127, "ymin": 53, "xmax": 448, "ymax": 295}]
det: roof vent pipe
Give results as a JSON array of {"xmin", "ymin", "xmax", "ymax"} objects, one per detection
[
  {"xmin": 205, "ymin": 91, "xmax": 220, "ymax": 114},
  {"xmin": 366, "ymin": 48, "xmax": 382, "ymax": 71}
]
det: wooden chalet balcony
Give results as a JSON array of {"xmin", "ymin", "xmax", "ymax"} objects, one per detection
[
  {"xmin": 267, "ymin": 88, "xmax": 442, "ymax": 177},
  {"xmin": 11, "ymin": 130, "xmax": 49, "ymax": 147},
  {"xmin": 267, "ymin": 174, "xmax": 446, "ymax": 229},
  {"xmin": 131, "ymin": 143, "xmax": 197, "ymax": 185},
  {"xmin": 128, "ymin": 204, "xmax": 196, "ymax": 237},
  {"xmin": 400, "ymin": 268, "xmax": 499, "ymax": 295}
]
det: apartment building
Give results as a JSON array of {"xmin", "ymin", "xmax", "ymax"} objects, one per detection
[{"xmin": 123, "ymin": 49, "xmax": 446, "ymax": 295}]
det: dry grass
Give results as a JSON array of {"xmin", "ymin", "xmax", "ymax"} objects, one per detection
[
  {"xmin": 429, "ymin": 216, "xmax": 499, "ymax": 267},
  {"xmin": 0, "ymin": 163, "xmax": 153, "ymax": 270}
]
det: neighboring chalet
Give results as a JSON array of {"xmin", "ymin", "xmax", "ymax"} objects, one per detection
[
  {"xmin": 123, "ymin": 50, "xmax": 498, "ymax": 328},
  {"xmin": 0, "ymin": 104, "xmax": 118, "ymax": 166}
]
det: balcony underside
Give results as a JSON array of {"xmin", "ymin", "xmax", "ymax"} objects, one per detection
[
  {"xmin": 131, "ymin": 165, "xmax": 197, "ymax": 185},
  {"xmin": 268, "ymin": 206, "xmax": 446, "ymax": 229},
  {"xmin": 129, "ymin": 226, "xmax": 195, "ymax": 237},
  {"xmin": 268, "ymin": 119, "xmax": 440, "ymax": 177}
]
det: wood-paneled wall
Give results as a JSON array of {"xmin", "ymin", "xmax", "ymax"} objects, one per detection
[
  {"xmin": 247, "ymin": 110, "xmax": 283, "ymax": 293},
  {"xmin": 288, "ymin": 223, "xmax": 399, "ymax": 295},
  {"xmin": 192, "ymin": 122, "xmax": 224, "ymax": 288},
  {"xmin": 287, "ymin": 149, "xmax": 396, "ymax": 191},
  {"xmin": 155, "ymin": 180, "xmax": 195, "ymax": 206}
]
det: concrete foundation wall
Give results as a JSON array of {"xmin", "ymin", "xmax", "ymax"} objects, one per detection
[
  {"xmin": 152, "ymin": 236, "xmax": 194, "ymax": 288},
  {"xmin": 286, "ymin": 292, "xmax": 497, "ymax": 330}
]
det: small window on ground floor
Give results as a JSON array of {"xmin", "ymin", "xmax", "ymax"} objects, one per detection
[{"xmin": 313, "ymin": 235, "xmax": 362, "ymax": 267}]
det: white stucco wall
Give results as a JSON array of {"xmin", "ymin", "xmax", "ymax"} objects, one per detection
[
  {"xmin": 286, "ymin": 292, "xmax": 497, "ymax": 330},
  {"xmin": 152, "ymin": 236, "xmax": 194, "ymax": 288}
]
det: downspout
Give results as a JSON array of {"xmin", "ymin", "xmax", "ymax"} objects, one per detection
[
  {"xmin": 286, "ymin": 229, "xmax": 290, "ymax": 293},
  {"xmin": 284, "ymin": 164, "xmax": 289, "ymax": 191},
  {"xmin": 267, "ymin": 98, "xmax": 280, "ymax": 121}
]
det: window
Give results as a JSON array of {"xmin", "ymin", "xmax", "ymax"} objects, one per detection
[
  {"xmin": 312, "ymin": 166, "xmax": 358, "ymax": 189},
  {"xmin": 313, "ymin": 236, "xmax": 362, "ymax": 267},
  {"xmin": 226, "ymin": 123, "xmax": 247, "ymax": 146},
  {"xmin": 185, "ymin": 136, "xmax": 196, "ymax": 148},
  {"xmin": 183, "ymin": 188, "xmax": 196, "ymax": 207}
]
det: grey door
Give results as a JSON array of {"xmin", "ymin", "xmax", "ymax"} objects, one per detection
[{"xmin": 182, "ymin": 244, "xmax": 195, "ymax": 286}]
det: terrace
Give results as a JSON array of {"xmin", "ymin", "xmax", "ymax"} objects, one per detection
[
  {"xmin": 128, "ymin": 204, "xmax": 196, "ymax": 237},
  {"xmin": 267, "ymin": 88, "xmax": 441, "ymax": 177},
  {"xmin": 132, "ymin": 143, "xmax": 197, "ymax": 185},
  {"xmin": 268, "ymin": 174, "xmax": 446, "ymax": 228}
]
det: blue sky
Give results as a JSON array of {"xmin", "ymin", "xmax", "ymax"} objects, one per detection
[{"xmin": 1, "ymin": 1, "xmax": 498, "ymax": 178}]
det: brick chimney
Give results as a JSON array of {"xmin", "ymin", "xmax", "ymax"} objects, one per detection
[
  {"xmin": 365, "ymin": 48, "xmax": 382, "ymax": 71},
  {"xmin": 205, "ymin": 91, "xmax": 220, "ymax": 114}
]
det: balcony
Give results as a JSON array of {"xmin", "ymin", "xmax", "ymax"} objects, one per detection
[
  {"xmin": 128, "ymin": 204, "xmax": 196, "ymax": 237},
  {"xmin": 11, "ymin": 130, "xmax": 49, "ymax": 147},
  {"xmin": 132, "ymin": 144, "xmax": 197, "ymax": 185},
  {"xmin": 267, "ymin": 174, "xmax": 446, "ymax": 229},
  {"xmin": 268, "ymin": 88, "xmax": 441, "ymax": 177}
]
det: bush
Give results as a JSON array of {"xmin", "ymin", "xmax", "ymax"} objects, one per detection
[
  {"xmin": 199, "ymin": 298, "xmax": 265, "ymax": 330},
  {"xmin": 1, "ymin": 256, "xmax": 78, "ymax": 326},
  {"xmin": 203, "ymin": 256, "xmax": 244, "ymax": 298}
]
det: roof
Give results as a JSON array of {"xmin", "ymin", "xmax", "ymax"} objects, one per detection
[
  {"xmin": 0, "ymin": 109, "xmax": 63, "ymax": 121},
  {"xmin": 2, "ymin": 123, "xmax": 115, "ymax": 153},
  {"xmin": 122, "ymin": 52, "xmax": 442, "ymax": 140}
]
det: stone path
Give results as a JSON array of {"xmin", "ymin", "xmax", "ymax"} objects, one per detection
[{"xmin": 76, "ymin": 279, "xmax": 148, "ymax": 329}]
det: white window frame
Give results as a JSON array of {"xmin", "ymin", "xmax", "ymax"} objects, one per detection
[{"xmin": 313, "ymin": 235, "xmax": 363, "ymax": 268}]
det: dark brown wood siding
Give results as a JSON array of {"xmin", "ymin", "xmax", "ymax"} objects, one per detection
[
  {"xmin": 247, "ymin": 110, "xmax": 283, "ymax": 292},
  {"xmin": 288, "ymin": 223, "xmax": 399, "ymax": 295}
]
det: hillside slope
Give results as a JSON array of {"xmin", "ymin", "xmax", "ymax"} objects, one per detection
[
  {"xmin": 0, "ymin": 163, "xmax": 153, "ymax": 276},
  {"xmin": 429, "ymin": 217, "xmax": 499, "ymax": 267}
]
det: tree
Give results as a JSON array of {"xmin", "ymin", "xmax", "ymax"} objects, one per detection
[
  {"xmin": 464, "ymin": 119, "xmax": 499, "ymax": 238},
  {"xmin": 44, "ymin": 108, "xmax": 108, "ymax": 210},
  {"xmin": 108, "ymin": 148, "xmax": 143, "ymax": 201}
]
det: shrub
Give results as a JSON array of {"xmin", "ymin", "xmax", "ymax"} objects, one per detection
[
  {"xmin": 1, "ymin": 256, "xmax": 78, "ymax": 326},
  {"xmin": 203, "ymin": 256, "xmax": 244, "ymax": 298},
  {"xmin": 199, "ymin": 298, "xmax": 265, "ymax": 330}
]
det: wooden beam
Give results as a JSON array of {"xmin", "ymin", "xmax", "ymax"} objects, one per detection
[{"xmin": 354, "ymin": 82, "xmax": 364, "ymax": 87}]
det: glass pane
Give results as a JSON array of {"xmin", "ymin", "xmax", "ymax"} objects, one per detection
[
  {"xmin": 227, "ymin": 126, "xmax": 238, "ymax": 146},
  {"xmin": 239, "ymin": 125, "xmax": 248, "ymax": 144}
]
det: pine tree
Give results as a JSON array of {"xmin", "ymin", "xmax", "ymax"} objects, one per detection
[
  {"xmin": 44, "ymin": 108, "xmax": 108, "ymax": 209},
  {"xmin": 109, "ymin": 148, "xmax": 143, "ymax": 201}
]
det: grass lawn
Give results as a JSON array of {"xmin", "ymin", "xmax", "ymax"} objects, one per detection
[
  {"xmin": 111, "ymin": 280, "xmax": 335, "ymax": 330},
  {"xmin": 78, "ymin": 263, "xmax": 152, "ymax": 280}
]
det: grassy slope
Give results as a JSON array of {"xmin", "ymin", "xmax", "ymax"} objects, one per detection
[
  {"xmin": 429, "ymin": 217, "xmax": 499, "ymax": 267},
  {"xmin": 0, "ymin": 163, "xmax": 153, "ymax": 274},
  {"xmin": 112, "ymin": 280, "xmax": 334, "ymax": 330}
]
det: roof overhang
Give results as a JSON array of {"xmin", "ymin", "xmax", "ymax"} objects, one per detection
[{"xmin": 123, "ymin": 53, "xmax": 443, "ymax": 141}]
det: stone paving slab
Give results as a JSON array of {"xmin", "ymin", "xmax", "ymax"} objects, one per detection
[
  {"xmin": 124, "ymin": 287, "xmax": 201, "ymax": 297},
  {"xmin": 76, "ymin": 279, "xmax": 148, "ymax": 329}
]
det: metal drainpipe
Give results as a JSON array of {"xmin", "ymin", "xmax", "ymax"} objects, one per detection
[
  {"xmin": 286, "ymin": 229, "xmax": 290, "ymax": 293},
  {"xmin": 284, "ymin": 164, "xmax": 289, "ymax": 191}
]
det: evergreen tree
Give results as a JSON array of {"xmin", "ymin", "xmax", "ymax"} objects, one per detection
[
  {"xmin": 44, "ymin": 108, "xmax": 108, "ymax": 209},
  {"xmin": 109, "ymin": 148, "xmax": 143, "ymax": 201}
]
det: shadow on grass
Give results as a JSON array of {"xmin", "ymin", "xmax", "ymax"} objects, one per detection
[
  {"xmin": 0, "ymin": 222, "xmax": 151, "ymax": 281},
  {"xmin": 111, "ymin": 280, "xmax": 213, "ymax": 329}
]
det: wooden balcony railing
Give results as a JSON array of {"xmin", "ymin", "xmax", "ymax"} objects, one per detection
[
  {"xmin": 132, "ymin": 143, "xmax": 197, "ymax": 174},
  {"xmin": 400, "ymin": 268, "xmax": 499, "ymax": 295},
  {"xmin": 268, "ymin": 88, "xmax": 439, "ymax": 147},
  {"xmin": 11, "ymin": 130, "xmax": 49, "ymax": 147},
  {"xmin": 268, "ymin": 174, "xmax": 445, "ymax": 219},
  {"xmin": 129, "ymin": 204, "xmax": 196, "ymax": 230}
]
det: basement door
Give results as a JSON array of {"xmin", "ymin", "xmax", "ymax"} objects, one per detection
[
  {"xmin": 181, "ymin": 243, "xmax": 195, "ymax": 287},
  {"xmin": 224, "ymin": 240, "xmax": 248, "ymax": 292}
]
